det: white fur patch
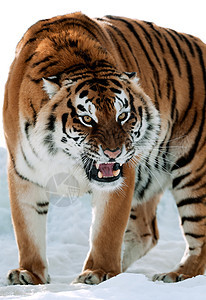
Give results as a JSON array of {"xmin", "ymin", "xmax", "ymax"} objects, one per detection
[
  {"xmin": 114, "ymin": 91, "xmax": 130, "ymax": 124},
  {"xmin": 42, "ymin": 78, "xmax": 59, "ymax": 99},
  {"xmin": 75, "ymin": 95, "xmax": 98, "ymax": 124}
]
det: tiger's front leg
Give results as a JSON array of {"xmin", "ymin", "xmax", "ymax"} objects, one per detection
[
  {"xmin": 153, "ymin": 177, "xmax": 206, "ymax": 283},
  {"xmin": 7, "ymin": 162, "xmax": 49, "ymax": 285},
  {"xmin": 75, "ymin": 165, "xmax": 135, "ymax": 284}
]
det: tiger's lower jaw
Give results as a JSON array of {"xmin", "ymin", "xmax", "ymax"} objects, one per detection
[{"xmin": 84, "ymin": 161, "xmax": 124, "ymax": 190}]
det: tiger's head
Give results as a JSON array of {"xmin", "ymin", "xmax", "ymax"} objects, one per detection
[{"xmin": 40, "ymin": 70, "xmax": 160, "ymax": 190}]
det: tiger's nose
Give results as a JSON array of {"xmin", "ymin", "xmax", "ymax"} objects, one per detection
[{"xmin": 104, "ymin": 147, "xmax": 121, "ymax": 159}]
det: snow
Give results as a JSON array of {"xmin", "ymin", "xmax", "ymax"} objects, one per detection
[{"xmin": 0, "ymin": 146, "xmax": 206, "ymax": 299}]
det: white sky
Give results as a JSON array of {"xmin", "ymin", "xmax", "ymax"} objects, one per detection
[{"xmin": 0, "ymin": 0, "xmax": 205, "ymax": 147}]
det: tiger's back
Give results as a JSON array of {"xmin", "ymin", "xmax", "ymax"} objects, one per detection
[{"xmin": 3, "ymin": 12, "xmax": 206, "ymax": 285}]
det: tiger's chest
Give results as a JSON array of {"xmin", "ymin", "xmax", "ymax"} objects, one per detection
[{"xmin": 15, "ymin": 140, "xmax": 90, "ymax": 197}]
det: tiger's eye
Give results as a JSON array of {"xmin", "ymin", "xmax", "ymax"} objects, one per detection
[
  {"xmin": 83, "ymin": 115, "xmax": 92, "ymax": 123},
  {"xmin": 118, "ymin": 112, "xmax": 128, "ymax": 122}
]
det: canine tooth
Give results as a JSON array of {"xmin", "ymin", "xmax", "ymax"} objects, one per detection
[
  {"xmin": 96, "ymin": 163, "xmax": 100, "ymax": 169},
  {"xmin": 113, "ymin": 169, "xmax": 120, "ymax": 177},
  {"xmin": 98, "ymin": 171, "xmax": 103, "ymax": 178},
  {"xmin": 120, "ymin": 164, "xmax": 123, "ymax": 166}
]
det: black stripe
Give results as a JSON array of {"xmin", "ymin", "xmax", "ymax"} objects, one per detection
[
  {"xmin": 75, "ymin": 81, "xmax": 89, "ymax": 94},
  {"xmin": 151, "ymin": 216, "xmax": 158, "ymax": 241},
  {"xmin": 25, "ymin": 121, "xmax": 31, "ymax": 138},
  {"xmin": 10, "ymin": 154, "xmax": 43, "ymax": 188},
  {"xmin": 29, "ymin": 100, "xmax": 37, "ymax": 125},
  {"xmin": 24, "ymin": 121, "xmax": 40, "ymax": 159},
  {"xmin": 141, "ymin": 233, "xmax": 152, "ymax": 238},
  {"xmin": 178, "ymin": 170, "xmax": 206, "ymax": 190},
  {"xmin": 28, "ymin": 76, "xmax": 42, "ymax": 84},
  {"xmin": 39, "ymin": 61, "xmax": 59, "ymax": 74},
  {"xmin": 67, "ymin": 99, "xmax": 77, "ymax": 118},
  {"xmin": 155, "ymin": 133, "xmax": 168, "ymax": 170},
  {"xmin": 36, "ymin": 209, "xmax": 48, "ymax": 215},
  {"xmin": 37, "ymin": 202, "xmax": 49, "ymax": 207},
  {"xmin": 25, "ymin": 52, "xmax": 37, "ymax": 63},
  {"xmin": 24, "ymin": 37, "xmax": 37, "ymax": 47},
  {"xmin": 199, "ymin": 135, "xmax": 206, "ymax": 153},
  {"xmin": 177, "ymin": 195, "xmax": 206, "ymax": 207},
  {"xmin": 106, "ymin": 28, "xmax": 131, "ymax": 69},
  {"xmin": 43, "ymin": 133, "xmax": 57, "ymax": 155},
  {"xmin": 20, "ymin": 275, "xmax": 29, "ymax": 285},
  {"xmin": 151, "ymin": 80, "xmax": 159, "ymax": 111},
  {"xmin": 193, "ymin": 41, "xmax": 206, "ymax": 92},
  {"xmin": 134, "ymin": 21, "xmax": 162, "ymax": 67},
  {"xmin": 189, "ymin": 247, "xmax": 195, "ymax": 251},
  {"xmin": 32, "ymin": 56, "xmax": 53, "ymax": 68},
  {"xmin": 106, "ymin": 16, "xmax": 161, "ymax": 97},
  {"xmin": 143, "ymin": 21, "xmax": 161, "ymax": 37},
  {"xmin": 170, "ymin": 89, "xmax": 176, "ymax": 121},
  {"xmin": 62, "ymin": 113, "xmax": 69, "ymax": 134},
  {"xmin": 61, "ymin": 137, "xmax": 67, "ymax": 143},
  {"xmin": 110, "ymin": 79, "xmax": 123, "ymax": 88},
  {"xmin": 136, "ymin": 165, "xmax": 142, "ymax": 184},
  {"xmin": 77, "ymin": 104, "xmax": 86, "ymax": 112},
  {"xmin": 130, "ymin": 214, "xmax": 137, "ymax": 220},
  {"xmin": 166, "ymin": 30, "xmax": 184, "ymax": 57},
  {"xmin": 172, "ymin": 172, "xmax": 191, "ymax": 189},
  {"xmin": 196, "ymin": 157, "xmax": 206, "ymax": 173},
  {"xmin": 110, "ymin": 87, "xmax": 121, "ymax": 94},
  {"xmin": 184, "ymin": 110, "xmax": 198, "ymax": 136},
  {"xmin": 195, "ymin": 182, "xmax": 206, "ymax": 191},
  {"xmin": 34, "ymin": 27, "xmax": 50, "ymax": 35},
  {"xmin": 193, "ymin": 42, "xmax": 206, "ymax": 149},
  {"xmin": 181, "ymin": 35, "xmax": 195, "ymax": 57},
  {"xmin": 144, "ymin": 21, "xmax": 165, "ymax": 53},
  {"xmin": 185, "ymin": 232, "xmax": 205, "ymax": 239},
  {"xmin": 164, "ymin": 35, "xmax": 181, "ymax": 76},
  {"xmin": 138, "ymin": 174, "xmax": 152, "ymax": 199},
  {"xmin": 180, "ymin": 52, "xmax": 194, "ymax": 123},
  {"xmin": 163, "ymin": 58, "xmax": 174, "ymax": 99},
  {"xmin": 79, "ymin": 90, "xmax": 89, "ymax": 99},
  {"xmin": 105, "ymin": 23, "xmax": 141, "ymax": 73},
  {"xmin": 172, "ymin": 102, "xmax": 205, "ymax": 171},
  {"xmin": 20, "ymin": 144, "xmax": 34, "ymax": 170},
  {"xmin": 182, "ymin": 215, "xmax": 206, "ymax": 225},
  {"xmin": 46, "ymin": 114, "xmax": 56, "ymax": 132}
]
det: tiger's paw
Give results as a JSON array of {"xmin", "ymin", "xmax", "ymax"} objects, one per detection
[
  {"xmin": 73, "ymin": 269, "xmax": 115, "ymax": 285},
  {"xmin": 153, "ymin": 272, "xmax": 191, "ymax": 283},
  {"xmin": 7, "ymin": 268, "xmax": 50, "ymax": 285}
]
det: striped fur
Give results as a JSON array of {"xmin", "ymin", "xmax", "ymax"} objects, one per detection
[{"xmin": 3, "ymin": 12, "xmax": 206, "ymax": 285}]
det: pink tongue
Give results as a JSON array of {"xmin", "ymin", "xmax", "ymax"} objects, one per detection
[{"xmin": 99, "ymin": 163, "xmax": 114, "ymax": 177}]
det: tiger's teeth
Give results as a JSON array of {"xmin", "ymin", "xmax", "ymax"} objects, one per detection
[
  {"xmin": 98, "ymin": 171, "xmax": 103, "ymax": 178},
  {"xmin": 120, "ymin": 163, "xmax": 123, "ymax": 166},
  {"xmin": 96, "ymin": 163, "xmax": 100, "ymax": 169},
  {"xmin": 113, "ymin": 169, "xmax": 120, "ymax": 177}
]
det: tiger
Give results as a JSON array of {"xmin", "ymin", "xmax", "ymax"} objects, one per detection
[{"xmin": 3, "ymin": 12, "xmax": 206, "ymax": 285}]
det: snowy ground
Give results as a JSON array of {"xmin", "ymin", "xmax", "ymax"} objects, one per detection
[{"xmin": 0, "ymin": 146, "xmax": 206, "ymax": 299}]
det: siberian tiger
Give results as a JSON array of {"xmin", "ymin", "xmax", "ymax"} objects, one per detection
[{"xmin": 3, "ymin": 12, "xmax": 206, "ymax": 285}]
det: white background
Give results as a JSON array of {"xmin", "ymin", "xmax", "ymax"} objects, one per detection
[{"xmin": 0, "ymin": 0, "xmax": 206, "ymax": 147}]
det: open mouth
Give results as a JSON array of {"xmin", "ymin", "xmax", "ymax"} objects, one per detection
[{"xmin": 84, "ymin": 161, "xmax": 123, "ymax": 183}]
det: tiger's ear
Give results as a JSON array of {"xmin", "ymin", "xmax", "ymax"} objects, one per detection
[
  {"xmin": 121, "ymin": 72, "xmax": 139, "ymax": 84},
  {"xmin": 42, "ymin": 76, "xmax": 60, "ymax": 99}
]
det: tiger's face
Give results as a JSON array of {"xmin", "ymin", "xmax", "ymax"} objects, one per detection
[{"xmin": 41, "ymin": 72, "xmax": 160, "ymax": 190}]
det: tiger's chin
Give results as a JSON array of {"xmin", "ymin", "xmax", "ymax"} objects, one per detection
[{"xmin": 84, "ymin": 161, "xmax": 124, "ymax": 191}]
